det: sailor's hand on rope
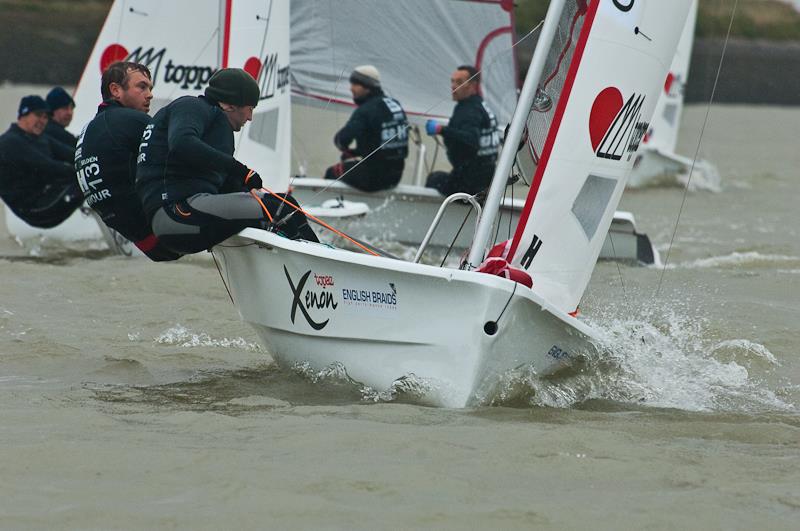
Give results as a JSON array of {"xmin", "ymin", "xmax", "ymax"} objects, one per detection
[
  {"xmin": 231, "ymin": 159, "xmax": 262, "ymax": 190},
  {"xmin": 425, "ymin": 119, "xmax": 443, "ymax": 136},
  {"xmin": 244, "ymin": 169, "xmax": 262, "ymax": 190}
]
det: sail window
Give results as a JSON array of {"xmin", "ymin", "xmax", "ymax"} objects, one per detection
[
  {"xmin": 662, "ymin": 102, "xmax": 678, "ymax": 126},
  {"xmin": 571, "ymin": 174, "xmax": 617, "ymax": 241},
  {"xmin": 247, "ymin": 108, "xmax": 280, "ymax": 150}
]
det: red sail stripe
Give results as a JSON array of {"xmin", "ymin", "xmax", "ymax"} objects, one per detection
[{"xmin": 506, "ymin": 0, "xmax": 601, "ymax": 262}]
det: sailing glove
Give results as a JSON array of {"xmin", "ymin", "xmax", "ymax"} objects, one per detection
[
  {"xmin": 232, "ymin": 159, "xmax": 263, "ymax": 190},
  {"xmin": 243, "ymin": 170, "xmax": 263, "ymax": 190},
  {"xmin": 425, "ymin": 119, "xmax": 444, "ymax": 136}
]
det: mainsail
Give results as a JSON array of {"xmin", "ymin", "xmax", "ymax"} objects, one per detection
[
  {"xmin": 642, "ymin": 0, "xmax": 698, "ymax": 154},
  {"xmin": 498, "ymin": 0, "xmax": 693, "ymax": 314},
  {"xmin": 289, "ymin": 0, "xmax": 519, "ymax": 125},
  {"xmin": 71, "ymin": 0, "xmax": 224, "ymax": 121}
]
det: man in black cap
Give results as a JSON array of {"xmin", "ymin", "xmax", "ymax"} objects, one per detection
[
  {"xmin": 75, "ymin": 61, "xmax": 180, "ymax": 261},
  {"xmin": 323, "ymin": 65, "xmax": 409, "ymax": 192},
  {"xmin": 425, "ymin": 65, "xmax": 500, "ymax": 197},
  {"xmin": 0, "ymin": 95, "xmax": 82, "ymax": 228},
  {"xmin": 136, "ymin": 67, "xmax": 318, "ymax": 255},
  {"xmin": 45, "ymin": 86, "xmax": 78, "ymax": 148}
]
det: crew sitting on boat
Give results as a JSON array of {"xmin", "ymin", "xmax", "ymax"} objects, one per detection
[
  {"xmin": 0, "ymin": 95, "xmax": 83, "ymax": 228},
  {"xmin": 425, "ymin": 65, "xmax": 500, "ymax": 197},
  {"xmin": 136, "ymin": 68, "xmax": 318, "ymax": 255},
  {"xmin": 323, "ymin": 65, "xmax": 409, "ymax": 192},
  {"xmin": 76, "ymin": 61, "xmax": 181, "ymax": 261},
  {"xmin": 45, "ymin": 86, "xmax": 78, "ymax": 149}
]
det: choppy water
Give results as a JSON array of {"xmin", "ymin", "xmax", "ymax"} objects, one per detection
[{"xmin": 1, "ymin": 104, "xmax": 798, "ymax": 529}]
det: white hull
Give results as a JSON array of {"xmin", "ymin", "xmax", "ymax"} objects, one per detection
[
  {"xmin": 3, "ymin": 205, "xmax": 141, "ymax": 256},
  {"xmin": 291, "ymin": 178, "xmax": 657, "ymax": 264},
  {"xmin": 628, "ymin": 147, "xmax": 721, "ymax": 192},
  {"xmin": 4, "ymin": 205, "xmax": 104, "ymax": 243},
  {"xmin": 213, "ymin": 229, "xmax": 598, "ymax": 408}
]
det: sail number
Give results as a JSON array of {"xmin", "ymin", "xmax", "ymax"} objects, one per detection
[
  {"xmin": 612, "ymin": 0, "xmax": 635, "ymax": 11},
  {"xmin": 547, "ymin": 345, "xmax": 570, "ymax": 360}
]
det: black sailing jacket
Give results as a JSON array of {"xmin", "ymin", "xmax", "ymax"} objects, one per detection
[
  {"xmin": 0, "ymin": 123, "xmax": 74, "ymax": 215},
  {"xmin": 136, "ymin": 95, "xmax": 244, "ymax": 219},
  {"xmin": 75, "ymin": 100, "xmax": 153, "ymax": 240},
  {"xmin": 334, "ymin": 90, "xmax": 409, "ymax": 161}
]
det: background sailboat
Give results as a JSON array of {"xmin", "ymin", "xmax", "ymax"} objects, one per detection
[
  {"xmin": 627, "ymin": 0, "xmax": 721, "ymax": 191},
  {"xmin": 285, "ymin": 0, "xmax": 658, "ymax": 263}
]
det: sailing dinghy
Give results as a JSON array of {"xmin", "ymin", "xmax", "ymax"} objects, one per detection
[
  {"xmin": 626, "ymin": 0, "xmax": 720, "ymax": 191},
  {"xmin": 214, "ymin": 0, "xmax": 693, "ymax": 407}
]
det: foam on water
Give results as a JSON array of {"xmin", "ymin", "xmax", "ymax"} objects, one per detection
[
  {"xmin": 665, "ymin": 251, "xmax": 800, "ymax": 270},
  {"xmin": 151, "ymin": 324, "xmax": 262, "ymax": 352},
  {"xmin": 678, "ymin": 158, "xmax": 722, "ymax": 192},
  {"xmin": 489, "ymin": 304, "xmax": 795, "ymax": 413}
]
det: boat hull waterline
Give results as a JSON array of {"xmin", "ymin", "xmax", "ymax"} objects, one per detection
[{"xmin": 214, "ymin": 229, "xmax": 599, "ymax": 408}]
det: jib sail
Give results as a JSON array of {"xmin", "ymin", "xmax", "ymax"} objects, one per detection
[{"xmin": 501, "ymin": 0, "xmax": 693, "ymax": 314}]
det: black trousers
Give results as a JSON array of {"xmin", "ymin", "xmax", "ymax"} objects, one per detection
[
  {"xmin": 13, "ymin": 182, "xmax": 83, "ymax": 228},
  {"xmin": 324, "ymin": 155, "xmax": 404, "ymax": 192},
  {"xmin": 150, "ymin": 192, "xmax": 319, "ymax": 255},
  {"xmin": 425, "ymin": 162, "xmax": 495, "ymax": 197},
  {"xmin": 92, "ymin": 191, "xmax": 181, "ymax": 262}
]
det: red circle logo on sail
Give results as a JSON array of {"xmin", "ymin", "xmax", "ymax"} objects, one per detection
[
  {"xmin": 664, "ymin": 72, "xmax": 675, "ymax": 94},
  {"xmin": 100, "ymin": 44, "xmax": 129, "ymax": 72},
  {"xmin": 589, "ymin": 86, "xmax": 623, "ymax": 152},
  {"xmin": 244, "ymin": 57, "xmax": 262, "ymax": 80}
]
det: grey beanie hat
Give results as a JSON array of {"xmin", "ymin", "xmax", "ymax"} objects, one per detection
[
  {"xmin": 205, "ymin": 68, "xmax": 260, "ymax": 107},
  {"xmin": 349, "ymin": 65, "xmax": 381, "ymax": 90}
]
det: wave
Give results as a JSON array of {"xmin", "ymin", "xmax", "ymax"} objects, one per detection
[
  {"xmin": 665, "ymin": 251, "xmax": 800, "ymax": 270},
  {"xmin": 151, "ymin": 324, "xmax": 262, "ymax": 352},
  {"xmin": 487, "ymin": 304, "xmax": 794, "ymax": 413}
]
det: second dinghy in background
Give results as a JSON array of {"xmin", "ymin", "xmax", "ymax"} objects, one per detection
[{"xmin": 286, "ymin": 0, "xmax": 659, "ymax": 263}]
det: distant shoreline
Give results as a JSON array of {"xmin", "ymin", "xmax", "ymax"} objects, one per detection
[
  {"xmin": 516, "ymin": 37, "xmax": 800, "ymax": 106},
  {"xmin": 2, "ymin": 2, "xmax": 798, "ymax": 106}
]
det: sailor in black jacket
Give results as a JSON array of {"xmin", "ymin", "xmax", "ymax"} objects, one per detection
[
  {"xmin": 324, "ymin": 65, "xmax": 408, "ymax": 192},
  {"xmin": 0, "ymin": 95, "xmax": 82, "ymax": 228},
  {"xmin": 425, "ymin": 65, "xmax": 500, "ymax": 197},
  {"xmin": 45, "ymin": 86, "xmax": 78, "ymax": 149},
  {"xmin": 75, "ymin": 61, "xmax": 180, "ymax": 261},
  {"xmin": 137, "ymin": 68, "xmax": 317, "ymax": 255}
]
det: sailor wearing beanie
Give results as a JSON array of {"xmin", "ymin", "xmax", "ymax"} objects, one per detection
[
  {"xmin": 136, "ymin": 68, "xmax": 317, "ymax": 255},
  {"xmin": 323, "ymin": 65, "xmax": 408, "ymax": 192},
  {"xmin": 0, "ymin": 95, "xmax": 82, "ymax": 228},
  {"xmin": 44, "ymin": 86, "xmax": 78, "ymax": 148}
]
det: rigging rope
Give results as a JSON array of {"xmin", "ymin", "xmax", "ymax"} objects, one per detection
[{"xmin": 654, "ymin": 0, "xmax": 739, "ymax": 299}]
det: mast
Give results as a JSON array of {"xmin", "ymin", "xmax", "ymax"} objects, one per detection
[{"xmin": 467, "ymin": 0, "xmax": 567, "ymax": 269}]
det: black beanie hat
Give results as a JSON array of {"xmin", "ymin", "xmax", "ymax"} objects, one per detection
[
  {"xmin": 18, "ymin": 95, "xmax": 49, "ymax": 118},
  {"xmin": 204, "ymin": 68, "xmax": 260, "ymax": 107},
  {"xmin": 46, "ymin": 86, "xmax": 75, "ymax": 111}
]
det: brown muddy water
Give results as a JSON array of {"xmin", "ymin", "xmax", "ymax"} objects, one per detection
[{"xmin": 1, "ymin": 98, "xmax": 798, "ymax": 529}]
